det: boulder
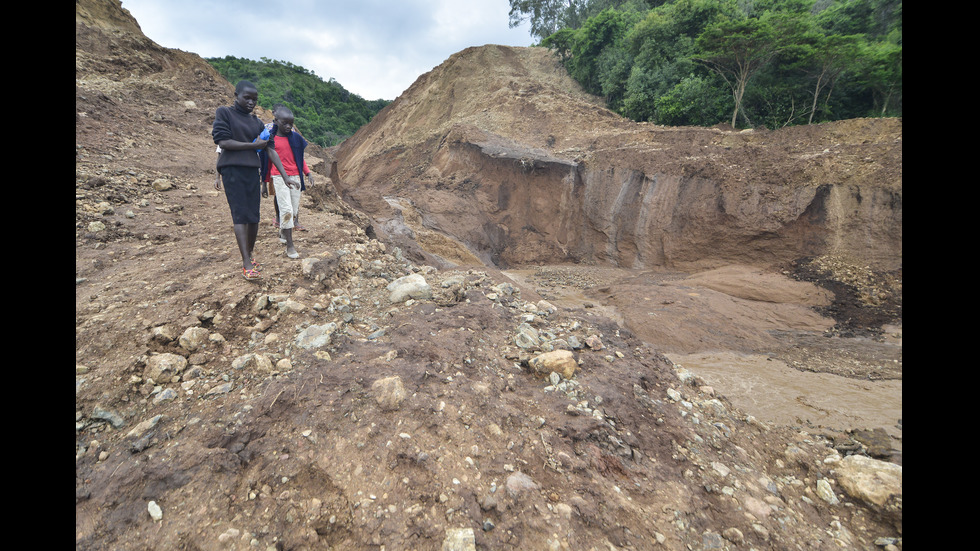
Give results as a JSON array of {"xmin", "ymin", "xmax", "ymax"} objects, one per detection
[
  {"xmin": 144, "ymin": 353, "xmax": 187, "ymax": 382},
  {"xmin": 387, "ymin": 273, "xmax": 432, "ymax": 303},
  {"xmin": 528, "ymin": 349, "xmax": 577, "ymax": 380},
  {"xmin": 835, "ymin": 455, "xmax": 902, "ymax": 516},
  {"xmin": 372, "ymin": 376, "xmax": 407, "ymax": 411}
]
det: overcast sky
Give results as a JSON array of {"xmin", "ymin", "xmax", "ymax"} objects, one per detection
[{"xmin": 120, "ymin": 0, "xmax": 536, "ymax": 101}]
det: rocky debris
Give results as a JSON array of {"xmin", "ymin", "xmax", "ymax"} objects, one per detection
[{"xmin": 76, "ymin": 229, "xmax": 904, "ymax": 548}]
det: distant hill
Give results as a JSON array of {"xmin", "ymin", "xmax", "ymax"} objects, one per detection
[{"xmin": 205, "ymin": 56, "xmax": 391, "ymax": 147}]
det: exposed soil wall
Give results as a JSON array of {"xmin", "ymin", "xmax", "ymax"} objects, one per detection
[{"xmin": 335, "ymin": 124, "xmax": 902, "ymax": 272}]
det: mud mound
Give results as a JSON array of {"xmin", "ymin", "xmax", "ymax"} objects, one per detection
[{"xmin": 77, "ymin": 2, "xmax": 902, "ymax": 550}]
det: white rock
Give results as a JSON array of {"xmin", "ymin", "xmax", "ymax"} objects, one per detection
[
  {"xmin": 816, "ymin": 478, "xmax": 839, "ymax": 505},
  {"xmin": 147, "ymin": 500, "xmax": 163, "ymax": 521},
  {"xmin": 835, "ymin": 455, "xmax": 902, "ymax": 512},
  {"xmin": 387, "ymin": 273, "xmax": 432, "ymax": 303}
]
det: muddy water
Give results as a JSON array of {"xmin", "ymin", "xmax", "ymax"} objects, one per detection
[
  {"xmin": 504, "ymin": 265, "xmax": 902, "ymax": 453},
  {"xmin": 663, "ymin": 351, "xmax": 902, "ymax": 449}
]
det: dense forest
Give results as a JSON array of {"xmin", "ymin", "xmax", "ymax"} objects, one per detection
[
  {"xmin": 511, "ymin": 0, "xmax": 901, "ymax": 128},
  {"xmin": 205, "ymin": 56, "xmax": 391, "ymax": 147}
]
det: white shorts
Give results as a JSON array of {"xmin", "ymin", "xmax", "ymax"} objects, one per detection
[{"xmin": 272, "ymin": 175, "xmax": 302, "ymax": 229}]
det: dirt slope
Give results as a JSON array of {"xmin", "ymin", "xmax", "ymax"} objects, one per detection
[{"xmin": 76, "ymin": 2, "xmax": 902, "ymax": 550}]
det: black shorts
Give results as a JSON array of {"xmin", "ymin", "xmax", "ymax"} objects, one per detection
[{"xmin": 220, "ymin": 165, "xmax": 261, "ymax": 224}]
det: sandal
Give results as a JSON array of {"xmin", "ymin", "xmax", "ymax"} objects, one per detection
[
  {"xmin": 272, "ymin": 219, "xmax": 280, "ymax": 228},
  {"xmin": 295, "ymin": 223, "xmax": 307, "ymax": 231},
  {"xmin": 242, "ymin": 267, "xmax": 262, "ymax": 281},
  {"xmin": 251, "ymin": 259, "xmax": 262, "ymax": 272}
]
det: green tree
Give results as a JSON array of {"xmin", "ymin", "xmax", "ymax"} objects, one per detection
[
  {"xmin": 563, "ymin": 9, "xmax": 634, "ymax": 98},
  {"xmin": 511, "ymin": 0, "xmax": 664, "ymax": 40},
  {"xmin": 693, "ymin": 15, "xmax": 781, "ymax": 127},
  {"xmin": 620, "ymin": 0, "xmax": 735, "ymax": 124},
  {"xmin": 857, "ymin": 39, "xmax": 901, "ymax": 116},
  {"xmin": 799, "ymin": 33, "xmax": 861, "ymax": 123}
]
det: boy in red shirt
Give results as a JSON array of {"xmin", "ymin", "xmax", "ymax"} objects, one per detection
[{"xmin": 259, "ymin": 107, "xmax": 313, "ymax": 259}]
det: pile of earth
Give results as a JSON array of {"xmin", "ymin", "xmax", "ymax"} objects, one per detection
[{"xmin": 76, "ymin": 1, "xmax": 902, "ymax": 550}]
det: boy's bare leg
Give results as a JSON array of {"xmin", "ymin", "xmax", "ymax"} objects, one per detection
[
  {"xmin": 281, "ymin": 227, "xmax": 298, "ymax": 258},
  {"xmin": 247, "ymin": 223, "xmax": 258, "ymax": 262},
  {"xmin": 233, "ymin": 223, "xmax": 256, "ymax": 271}
]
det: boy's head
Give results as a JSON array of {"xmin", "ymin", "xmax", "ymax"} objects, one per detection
[
  {"xmin": 274, "ymin": 107, "xmax": 295, "ymax": 136},
  {"xmin": 234, "ymin": 81, "xmax": 258, "ymax": 112}
]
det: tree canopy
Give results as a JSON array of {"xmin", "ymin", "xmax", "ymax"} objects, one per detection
[
  {"xmin": 526, "ymin": 0, "xmax": 901, "ymax": 128},
  {"xmin": 206, "ymin": 56, "xmax": 391, "ymax": 147}
]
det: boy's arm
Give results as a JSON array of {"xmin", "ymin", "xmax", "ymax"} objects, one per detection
[
  {"xmin": 218, "ymin": 138, "xmax": 269, "ymax": 151},
  {"xmin": 303, "ymin": 159, "xmax": 313, "ymax": 186},
  {"xmin": 266, "ymin": 144, "xmax": 291, "ymax": 187}
]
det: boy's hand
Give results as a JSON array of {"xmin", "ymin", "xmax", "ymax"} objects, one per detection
[
  {"xmin": 306, "ymin": 173, "xmax": 314, "ymax": 187},
  {"xmin": 214, "ymin": 175, "xmax": 222, "ymax": 191}
]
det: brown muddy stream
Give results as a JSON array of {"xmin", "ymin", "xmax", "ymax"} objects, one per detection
[{"xmin": 504, "ymin": 264, "xmax": 903, "ymax": 456}]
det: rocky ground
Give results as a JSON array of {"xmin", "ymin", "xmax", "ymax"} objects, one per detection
[{"xmin": 76, "ymin": 1, "xmax": 901, "ymax": 550}]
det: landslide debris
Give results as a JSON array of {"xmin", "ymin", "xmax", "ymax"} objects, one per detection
[{"xmin": 76, "ymin": 1, "xmax": 902, "ymax": 550}]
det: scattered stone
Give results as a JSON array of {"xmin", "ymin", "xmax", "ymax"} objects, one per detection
[
  {"xmin": 584, "ymin": 335, "xmax": 604, "ymax": 350},
  {"xmin": 278, "ymin": 298, "xmax": 307, "ymax": 315},
  {"xmin": 151, "ymin": 326, "xmax": 175, "ymax": 343},
  {"xmin": 91, "ymin": 406, "xmax": 125, "ymax": 428},
  {"xmin": 711, "ymin": 461, "xmax": 730, "ymax": 478},
  {"xmin": 722, "ymin": 527, "xmax": 744, "ymax": 544},
  {"xmin": 205, "ymin": 382, "xmax": 233, "ymax": 396},
  {"xmin": 674, "ymin": 367, "xmax": 696, "ymax": 385},
  {"xmin": 295, "ymin": 322, "xmax": 338, "ymax": 349},
  {"xmin": 528, "ymin": 349, "xmax": 577, "ymax": 379},
  {"xmin": 217, "ymin": 527, "xmax": 240, "ymax": 545},
  {"xmin": 231, "ymin": 353, "xmax": 274, "ymax": 372},
  {"xmin": 178, "ymin": 326, "xmax": 209, "ymax": 352},
  {"xmin": 151, "ymin": 178, "xmax": 173, "ymax": 191},
  {"xmin": 849, "ymin": 427, "xmax": 894, "ymax": 459},
  {"xmin": 147, "ymin": 500, "xmax": 163, "ymax": 521},
  {"xmin": 817, "ymin": 478, "xmax": 839, "ymax": 505},
  {"xmin": 388, "ymin": 273, "xmax": 431, "ymax": 303},
  {"xmin": 442, "ymin": 527, "xmax": 476, "ymax": 551},
  {"xmin": 372, "ymin": 376, "xmax": 407, "ymax": 411},
  {"xmin": 535, "ymin": 300, "xmax": 557, "ymax": 316},
  {"xmin": 514, "ymin": 323, "xmax": 540, "ymax": 349},
  {"xmin": 144, "ymin": 353, "xmax": 187, "ymax": 383},
  {"xmin": 152, "ymin": 388, "xmax": 178, "ymax": 404}
]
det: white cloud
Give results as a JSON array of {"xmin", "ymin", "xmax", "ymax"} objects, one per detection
[{"xmin": 120, "ymin": 0, "xmax": 533, "ymax": 100}]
